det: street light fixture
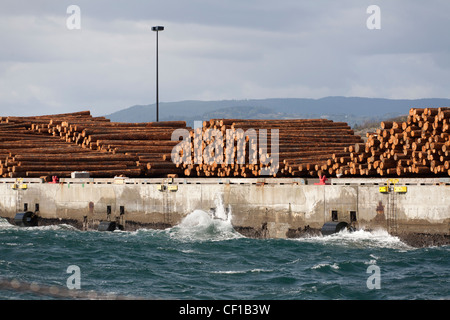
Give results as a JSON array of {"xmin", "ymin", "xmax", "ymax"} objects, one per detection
[{"xmin": 152, "ymin": 26, "xmax": 164, "ymax": 122}]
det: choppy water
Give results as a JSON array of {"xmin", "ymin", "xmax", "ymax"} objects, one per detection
[{"xmin": 0, "ymin": 206, "xmax": 448, "ymax": 300}]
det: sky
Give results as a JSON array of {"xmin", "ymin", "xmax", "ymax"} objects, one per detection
[{"xmin": 0, "ymin": 0, "xmax": 449, "ymax": 116}]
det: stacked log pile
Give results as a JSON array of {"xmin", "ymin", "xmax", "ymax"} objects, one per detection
[
  {"xmin": 0, "ymin": 112, "xmax": 142, "ymax": 178},
  {"xmin": 1, "ymin": 107, "xmax": 449, "ymax": 179},
  {"xmin": 320, "ymin": 107, "xmax": 450, "ymax": 177},
  {"xmin": 39, "ymin": 119, "xmax": 189, "ymax": 177},
  {"xmin": 174, "ymin": 118, "xmax": 364, "ymax": 177}
]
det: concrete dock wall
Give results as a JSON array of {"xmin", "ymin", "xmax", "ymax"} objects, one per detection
[{"xmin": 0, "ymin": 177, "xmax": 449, "ymax": 241}]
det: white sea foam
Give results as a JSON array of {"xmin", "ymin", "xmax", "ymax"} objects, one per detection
[
  {"xmin": 369, "ymin": 253, "xmax": 379, "ymax": 260},
  {"xmin": 211, "ymin": 268, "xmax": 272, "ymax": 275},
  {"xmin": 33, "ymin": 224, "xmax": 79, "ymax": 231},
  {"xmin": 311, "ymin": 262, "xmax": 340, "ymax": 270},
  {"xmin": 212, "ymin": 270, "xmax": 247, "ymax": 274},
  {"xmin": 0, "ymin": 218, "xmax": 78, "ymax": 232},
  {"xmin": 170, "ymin": 209, "xmax": 240, "ymax": 242},
  {"xmin": 296, "ymin": 228, "xmax": 412, "ymax": 250},
  {"xmin": 0, "ymin": 218, "xmax": 16, "ymax": 230},
  {"xmin": 169, "ymin": 196, "xmax": 243, "ymax": 242}
]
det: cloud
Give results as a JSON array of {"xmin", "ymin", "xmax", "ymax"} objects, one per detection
[{"xmin": 0, "ymin": 0, "xmax": 449, "ymax": 116}]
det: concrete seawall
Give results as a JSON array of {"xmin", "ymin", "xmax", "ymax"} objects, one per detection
[{"xmin": 0, "ymin": 177, "xmax": 449, "ymax": 247}]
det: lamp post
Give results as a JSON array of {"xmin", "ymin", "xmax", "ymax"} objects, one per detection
[{"xmin": 152, "ymin": 25, "xmax": 164, "ymax": 122}]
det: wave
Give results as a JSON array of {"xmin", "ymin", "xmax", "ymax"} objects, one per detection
[
  {"xmin": 211, "ymin": 268, "xmax": 273, "ymax": 275},
  {"xmin": 311, "ymin": 262, "xmax": 340, "ymax": 270},
  {"xmin": 0, "ymin": 217, "xmax": 78, "ymax": 232},
  {"xmin": 168, "ymin": 209, "xmax": 241, "ymax": 242},
  {"xmin": 167, "ymin": 196, "xmax": 243, "ymax": 242},
  {"xmin": 31, "ymin": 224, "xmax": 79, "ymax": 231},
  {"xmin": 295, "ymin": 228, "xmax": 412, "ymax": 250},
  {"xmin": 0, "ymin": 218, "xmax": 14, "ymax": 230}
]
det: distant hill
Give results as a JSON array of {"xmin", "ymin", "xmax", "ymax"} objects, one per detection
[{"xmin": 105, "ymin": 97, "xmax": 450, "ymax": 127}]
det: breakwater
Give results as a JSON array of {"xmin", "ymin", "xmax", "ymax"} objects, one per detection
[{"xmin": 0, "ymin": 177, "xmax": 448, "ymax": 247}]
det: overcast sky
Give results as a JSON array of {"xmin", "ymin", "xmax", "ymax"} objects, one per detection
[{"xmin": 0, "ymin": 0, "xmax": 449, "ymax": 116}]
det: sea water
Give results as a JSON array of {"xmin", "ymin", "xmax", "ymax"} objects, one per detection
[{"xmin": 0, "ymin": 202, "xmax": 448, "ymax": 300}]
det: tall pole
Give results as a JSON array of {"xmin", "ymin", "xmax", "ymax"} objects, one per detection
[
  {"xmin": 156, "ymin": 29, "xmax": 159, "ymax": 122},
  {"xmin": 152, "ymin": 26, "xmax": 164, "ymax": 122}
]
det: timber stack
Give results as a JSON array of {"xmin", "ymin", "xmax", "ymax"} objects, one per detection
[
  {"xmin": 1, "ymin": 107, "xmax": 449, "ymax": 179},
  {"xmin": 320, "ymin": 107, "xmax": 450, "ymax": 177},
  {"xmin": 41, "ymin": 116, "xmax": 188, "ymax": 177},
  {"xmin": 0, "ymin": 111, "xmax": 190, "ymax": 178},
  {"xmin": 175, "ymin": 118, "xmax": 363, "ymax": 177}
]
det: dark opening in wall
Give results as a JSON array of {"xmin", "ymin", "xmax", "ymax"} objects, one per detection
[{"xmin": 331, "ymin": 210, "xmax": 338, "ymax": 221}]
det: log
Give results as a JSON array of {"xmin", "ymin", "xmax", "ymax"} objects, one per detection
[
  {"xmin": 13, "ymin": 154, "xmax": 139, "ymax": 162},
  {"xmin": 24, "ymin": 169, "xmax": 142, "ymax": 178},
  {"xmin": 88, "ymin": 132, "xmax": 174, "ymax": 142},
  {"xmin": 12, "ymin": 164, "xmax": 129, "ymax": 172}
]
